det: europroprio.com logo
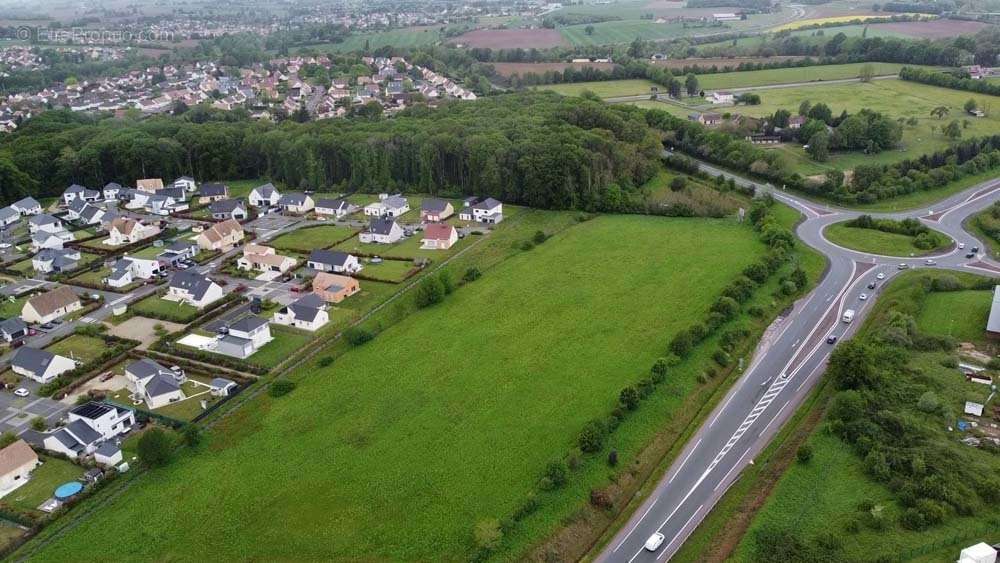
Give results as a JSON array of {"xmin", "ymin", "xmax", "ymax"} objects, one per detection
[{"xmin": 14, "ymin": 26, "xmax": 173, "ymax": 43}]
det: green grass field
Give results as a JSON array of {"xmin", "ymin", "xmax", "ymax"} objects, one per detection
[
  {"xmin": 560, "ymin": 20, "xmax": 709, "ymax": 46},
  {"xmin": 45, "ymin": 335, "xmax": 107, "ymax": 364},
  {"xmin": 823, "ymin": 222, "xmax": 951, "ymax": 257},
  {"xmin": 131, "ymin": 296, "xmax": 200, "ymax": 323},
  {"xmin": 296, "ymin": 27, "xmax": 442, "ymax": 54},
  {"xmin": 538, "ymin": 78, "xmax": 661, "ymax": 98},
  {"xmin": 269, "ymin": 225, "xmax": 358, "ymax": 252},
  {"xmin": 27, "ymin": 213, "xmax": 771, "ymax": 562},
  {"xmin": 5, "ymin": 456, "xmax": 84, "ymax": 514},
  {"xmin": 916, "ymin": 289, "xmax": 992, "ymax": 345}
]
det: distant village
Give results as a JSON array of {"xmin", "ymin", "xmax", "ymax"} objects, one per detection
[{"xmin": 0, "ymin": 54, "xmax": 478, "ymax": 132}]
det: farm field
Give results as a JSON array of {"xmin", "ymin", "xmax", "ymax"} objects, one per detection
[
  {"xmin": 26, "ymin": 213, "xmax": 773, "ymax": 561},
  {"xmin": 538, "ymin": 78, "xmax": 660, "ymax": 98},
  {"xmin": 559, "ymin": 20, "xmax": 717, "ymax": 46},
  {"xmin": 731, "ymin": 272, "xmax": 1000, "ymax": 562},
  {"xmin": 822, "ymin": 222, "xmax": 951, "ymax": 257},
  {"xmin": 448, "ymin": 28, "xmax": 566, "ymax": 49},
  {"xmin": 491, "ymin": 61, "xmax": 617, "ymax": 77},
  {"xmin": 771, "ymin": 14, "xmax": 913, "ymax": 31},
  {"xmin": 292, "ymin": 27, "xmax": 442, "ymax": 54}
]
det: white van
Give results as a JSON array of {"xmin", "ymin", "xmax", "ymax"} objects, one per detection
[{"xmin": 842, "ymin": 309, "xmax": 855, "ymax": 323}]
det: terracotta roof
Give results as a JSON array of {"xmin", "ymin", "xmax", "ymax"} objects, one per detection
[
  {"xmin": 136, "ymin": 178, "xmax": 164, "ymax": 191},
  {"xmin": 202, "ymin": 219, "xmax": 243, "ymax": 243},
  {"xmin": 423, "ymin": 223, "xmax": 455, "ymax": 241},
  {"xmin": 0, "ymin": 439, "xmax": 37, "ymax": 477},
  {"xmin": 110, "ymin": 217, "xmax": 138, "ymax": 236},
  {"xmin": 313, "ymin": 272, "xmax": 357, "ymax": 293},
  {"xmin": 26, "ymin": 286, "xmax": 79, "ymax": 318}
]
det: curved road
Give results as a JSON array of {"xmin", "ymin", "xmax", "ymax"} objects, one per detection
[{"xmin": 598, "ymin": 163, "xmax": 1000, "ymax": 563}]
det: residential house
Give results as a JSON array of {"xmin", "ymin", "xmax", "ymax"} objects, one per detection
[
  {"xmin": 21, "ymin": 286, "xmax": 81, "ymax": 324},
  {"xmin": 11, "ymin": 347, "xmax": 76, "ymax": 383},
  {"xmin": 236, "ymin": 244, "xmax": 296, "ymax": 274},
  {"xmin": 0, "ymin": 207, "xmax": 19, "ymax": 228},
  {"xmin": 277, "ymin": 192, "xmax": 315, "ymax": 214},
  {"xmin": 135, "ymin": 178, "xmax": 164, "ymax": 193},
  {"xmin": 420, "ymin": 198, "xmax": 454, "ymax": 222},
  {"xmin": 359, "ymin": 217, "xmax": 403, "ymax": 244},
  {"xmin": 28, "ymin": 214, "xmax": 63, "ymax": 234},
  {"xmin": 165, "ymin": 271, "xmax": 224, "ymax": 308},
  {"xmin": 125, "ymin": 359, "xmax": 186, "ymax": 409},
  {"xmin": 314, "ymin": 198, "xmax": 356, "ymax": 218},
  {"xmin": 364, "ymin": 195, "xmax": 409, "ymax": 217},
  {"xmin": 272, "ymin": 293, "xmax": 329, "ymax": 331},
  {"xmin": 787, "ymin": 115, "xmax": 806, "ymax": 129},
  {"xmin": 307, "ymin": 249, "xmax": 361, "ymax": 274},
  {"xmin": 62, "ymin": 184, "xmax": 101, "ymax": 205},
  {"xmin": 209, "ymin": 199, "xmax": 248, "ymax": 221},
  {"xmin": 41, "ymin": 402, "xmax": 133, "ymax": 459},
  {"xmin": 11, "ymin": 197, "xmax": 41, "ymax": 216},
  {"xmin": 198, "ymin": 183, "xmax": 229, "ymax": 203},
  {"xmin": 94, "ymin": 441, "xmax": 122, "ymax": 466},
  {"xmin": 459, "ymin": 197, "xmax": 504, "ymax": 224},
  {"xmin": 196, "ymin": 219, "xmax": 244, "ymax": 251},
  {"xmin": 249, "ymin": 183, "xmax": 281, "ymax": 207},
  {"xmin": 42, "ymin": 419, "xmax": 102, "ymax": 460},
  {"xmin": 0, "ymin": 440, "xmax": 39, "ymax": 497},
  {"xmin": 0, "ymin": 318, "xmax": 27, "ymax": 343},
  {"xmin": 421, "ymin": 223, "xmax": 458, "ymax": 250},
  {"xmin": 156, "ymin": 240, "xmax": 198, "ymax": 266},
  {"xmin": 107, "ymin": 217, "xmax": 160, "ymax": 246},
  {"xmin": 689, "ymin": 113, "xmax": 722, "ymax": 126},
  {"xmin": 67, "ymin": 402, "xmax": 134, "ymax": 442},
  {"xmin": 102, "ymin": 182, "xmax": 122, "ymax": 201},
  {"xmin": 104, "ymin": 257, "xmax": 161, "ymax": 288},
  {"xmin": 30, "ymin": 230, "xmax": 73, "ymax": 251},
  {"xmin": 173, "ymin": 176, "xmax": 197, "ymax": 192},
  {"xmin": 313, "ymin": 272, "xmax": 360, "ymax": 303},
  {"xmin": 210, "ymin": 378, "xmax": 237, "ymax": 397},
  {"xmin": 215, "ymin": 316, "xmax": 271, "ymax": 359},
  {"xmin": 32, "ymin": 248, "xmax": 81, "ymax": 274}
]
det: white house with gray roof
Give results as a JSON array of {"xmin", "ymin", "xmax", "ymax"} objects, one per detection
[
  {"xmin": 11, "ymin": 197, "xmax": 41, "ymax": 215},
  {"xmin": 277, "ymin": 192, "xmax": 314, "ymax": 214},
  {"xmin": 272, "ymin": 293, "xmax": 329, "ymax": 331},
  {"xmin": 314, "ymin": 198, "xmax": 356, "ymax": 218},
  {"xmin": 28, "ymin": 214, "xmax": 63, "ymax": 234},
  {"xmin": 10, "ymin": 347, "xmax": 76, "ymax": 383},
  {"xmin": 249, "ymin": 183, "xmax": 281, "ymax": 207},
  {"xmin": 0, "ymin": 318, "xmax": 27, "ymax": 343},
  {"xmin": 359, "ymin": 217, "xmax": 403, "ymax": 244},
  {"xmin": 125, "ymin": 358, "xmax": 186, "ymax": 409},
  {"xmin": 459, "ymin": 197, "xmax": 504, "ymax": 224},
  {"xmin": 0, "ymin": 206, "xmax": 19, "ymax": 228},
  {"xmin": 41, "ymin": 401, "xmax": 134, "ymax": 460},
  {"xmin": 62, "ymin": 184, "xmax": 101, "ymax": 205},
  {"xmin": 215, "ymin": 316, "xmax": 272, "ymax": 358},
  {"xmin": 165, "ymin": 271, "xmax": 224, "ymax": 308},
  {"xmin": 307, "ymin": 249, "xmax": 361, "ymax": 274},
  {"xmin": 32, "ymin": 248, "xmax": 81, "ymax": 274},
  {"xmin": 364, "ymin": 195, "xmax": 409, "ymax": 218}
]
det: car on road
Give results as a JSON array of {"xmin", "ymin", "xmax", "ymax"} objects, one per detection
[
  {"xmin": 40, "ymin": 323, "xmax": 53, "ymax": 330},
  {"xmin": 867, "ymin": 282, "xmax": 876, "ymax": 290},
  {"xmin": 826, "ymin": 335, "xmax": 838, "ymax": 344},
  {"xmin": 51, "ymin": 319, "xmax": 62, "ymax": 325},
  {"xmin": 99, "ymin": 371, "xmax": 115, "ymax": 382},
  {"xmin": 859, "ymin": 294, "xmax": 868, "ymax": 301},
  {"xmin": 966, "ymin": 252, "xmax": 976, "ymax": 259},
  {"xmin": 959, "ymin": 242, "xmax": 966, "ymax": 249},
  {"xmin": 0, "ymin": 243, "xmax": 11, "ymax": 249},
  {"xmin": 876, "ymin": 273, "xmax": 886, "ymax": 280},
  {"xmin": 13, "ymin": 388, "xmax": 29, "ymax": 397},
  {"xmin": 645, "ymin": 532, "xmax": 665, "ymax": 552},
  {"xmin": 897, "ymin": 263, "xmax": 910, "ymax": 270},
  {"xmin": 972, "ymin": 246, "xmax": 979, "ymax": 253},
  {"xmin": 925, "ymin": 259, "xmax": 936, "ymax": 265}
]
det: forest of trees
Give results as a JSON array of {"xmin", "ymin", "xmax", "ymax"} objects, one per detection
[{"xmin": 0, "ymin": 93, "xmax": 662, "ymax": 211}]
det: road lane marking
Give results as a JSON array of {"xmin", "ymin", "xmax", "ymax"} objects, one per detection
[
  {"xmin": 759, "ymin": 400, "xmax": 790, "ymax": 438},
  {"xmin": 669, "ymin": 439, "xmax": 701, "ymax": 485},
  {"xmin": 659, "ymin": 504, "xmax": 704, "ymax": 560},
  {"xmin": 613, "ymin": 498, "xmax": 659, "ymax": 552},
  {"xmin": 715, "ymin": 447, "xmax": 752, "ymax": 492}
]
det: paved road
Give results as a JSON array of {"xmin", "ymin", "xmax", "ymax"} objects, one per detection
[{"xmin": 600, "ymin": 162, "xmax": 1000, "ymax": 563}]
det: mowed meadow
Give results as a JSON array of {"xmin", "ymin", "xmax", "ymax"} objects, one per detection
[{"xmin": 29, "ymin": 214, "xmax": 767, "ymax": 561}]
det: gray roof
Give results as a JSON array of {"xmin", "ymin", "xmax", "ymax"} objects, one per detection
[
  {"xmin": 67, "ymin": 198, "xmax": 88, "ymax": 214},
  {"xmin": 145, "ymin": 373, "xmax": 181, "ymax": 397},
  {"xmin": 126, "ymin": 358, "xmax": 172, "ymax": 380},
  {"xmin": 28, "ymin": 213, "xmax": 60, "ymax": 227},
  {"xmin": 366, "ymin": 217, "xmax": 398, "ymax": 236},
  {"xmin": 421, "ymin": 198, "xmax": 449, "ymax": 213},
  {"xmin": 49, "ymin": 428, "xmax": 84, "ymax": 452},
  {"xmin": 473, "ymin": 197, "xmax": 501, "ymax": 210},
  {"xmin": 210, "ymin": 377, "xmax": 235, "ymax": 389},
  {"xmin": 12, "ymin": 197, "xmax": 40, "ymax": 210},
  {"xmin": 383, "ymin": 195, "xmax": 408, "ymax": 209},
  {"xmin": 253, "ymin": 183, "xmax": 278, "ymax": 198},
  {"xmin": 229, "ymin": 315, "xmax": 268, "ymax": 333},
  {"xmin": 11, "ymin": 347, "xmax": 62, "ymax": 376},
  {"xmin": 103, "ymin": 182, "xmax": 122, "ymax": 191},
  {"xmin": 316, "ymin": 198, "xmax": 348, "ymax": 210},
  {"xmin": 157, "ymin": 187, "xmax": 186, "ymax": 200},
  {"xmin": 0, "ymin": 206, "xmax": 19, "ymax": 223},
  {"xmin": 278, "ymin": 192, "xmax": 309, "ymax": 206},
  {"xmin": 79, "ymin": 204, "xmax": 103, "ymax": 222},
  {"xmin": 0, "ymin": 317, "xmax": 26, "ymax": 336},
  {"xmin": 169, "ymin": 271, "xmax": 216, "ymax": 300},
  {"xmin": 65, "ymin": 419, "xmax": 101, "ymax": 445},
  {"xmin": 287, "ymin": 293, "xmax": 325, "ymax": 322},
  {"xmin": 200, "ymin": 183, "xmax": 228, "ymax": 197},
  {"xmin": 209, "ymin": 199, "xmax": 246, "ymax": 214},
  {"xmin": 95, "ymin": 441, "xmax": 120, "ymax": 457},
  {"xmin": 308, "ymin": 249, "xmax": 351, "ymax": 267},
  {"xmin": 989, "ymin": 286, "xmax": 1000, "ymax": 334}
]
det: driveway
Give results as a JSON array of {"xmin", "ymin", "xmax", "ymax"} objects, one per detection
[{"xmin": 0, "ymin": 392, "xmax": 68, "ymax": 436}]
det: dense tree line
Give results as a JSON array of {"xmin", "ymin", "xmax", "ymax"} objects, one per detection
[
  {"xmin": 900, "ymin": 66, "xmax": 1000, "ymax": 97},
  {"xmin": 0, "ymin": 93, "xmax": 661, "ymax": 211},
  {"xmin": 846, "ymin": 215, "xmax": 949, "ymax": 249}
]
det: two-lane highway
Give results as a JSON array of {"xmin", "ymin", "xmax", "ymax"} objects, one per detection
[{"xmin": 600, "ymin": 165, "xmax": 1000, "ymax": 563}]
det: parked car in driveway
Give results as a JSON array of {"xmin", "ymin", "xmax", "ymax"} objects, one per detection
[{"xmin": 13, "ymin": 388, "xmax": 29, "ymax": 397}]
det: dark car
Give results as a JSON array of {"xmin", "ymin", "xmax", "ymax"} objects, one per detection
[
  {"xmin": 972, "ymin": 246, "xmax": 980, "ymax": 253},
  {"xmin": 867, "ymin": 282, "xmax": 876, "ymax": 290},
  {"xmin": 966, "ymin": 252, "xmax": 976, "ymax": 259},
  {"xmin": 826, "ymin": 335, "xmax": 838, "ymax": 344},
  {"xmin": 40, "ymin": 323, "xmax": 53, "ymax": 330}
]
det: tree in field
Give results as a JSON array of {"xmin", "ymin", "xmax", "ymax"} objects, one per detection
[
  {"xmin": 943, "ymin": 119, "xmax": 962, "ymax": 139},
  {"xmin": 771, "ymin": 108, "xmax": 791, "ymax": 128},
  {"xmin": 667, "ymin": 77, "xmax": 682, "ymax": 98},
  {"xmin": 138, "ymin": 427, "xmax": 175, "ymax": 467},
  {"xmin": 930, "ymin": 105, "xmax": 950, "ymax": 119},
  {"xmin": 474, "ymin": 519, "xmax": 503, "ymax": 550},
  {"xmin": 964, "ymin": 98, "xmax": 978, "ymax": 113},
  {"xmin": 585, "ymin": 25, "xmax": 595, "ymax": 36},
  {"xmin": 798, "ymin": 100, "xmax": 812, "ymax": 116},
  {"xmin": 685, "ymin": 73, "xmax": 699, "ymax": 96},
  {"xmin": 806, "ymin": 131, "xmax": 830, "ymax": 162},
  {"xmin": 807, "ymin": 102, "xmax": 833, "ymax": 124},
  {"xmin": 858, "ymin": 63, "xmax": 875, "ymax": 83}
]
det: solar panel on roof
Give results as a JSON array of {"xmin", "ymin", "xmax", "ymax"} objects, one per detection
[{"xmin": 71, "ymin": 402, "xmax": 111, "ymax": 419}]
